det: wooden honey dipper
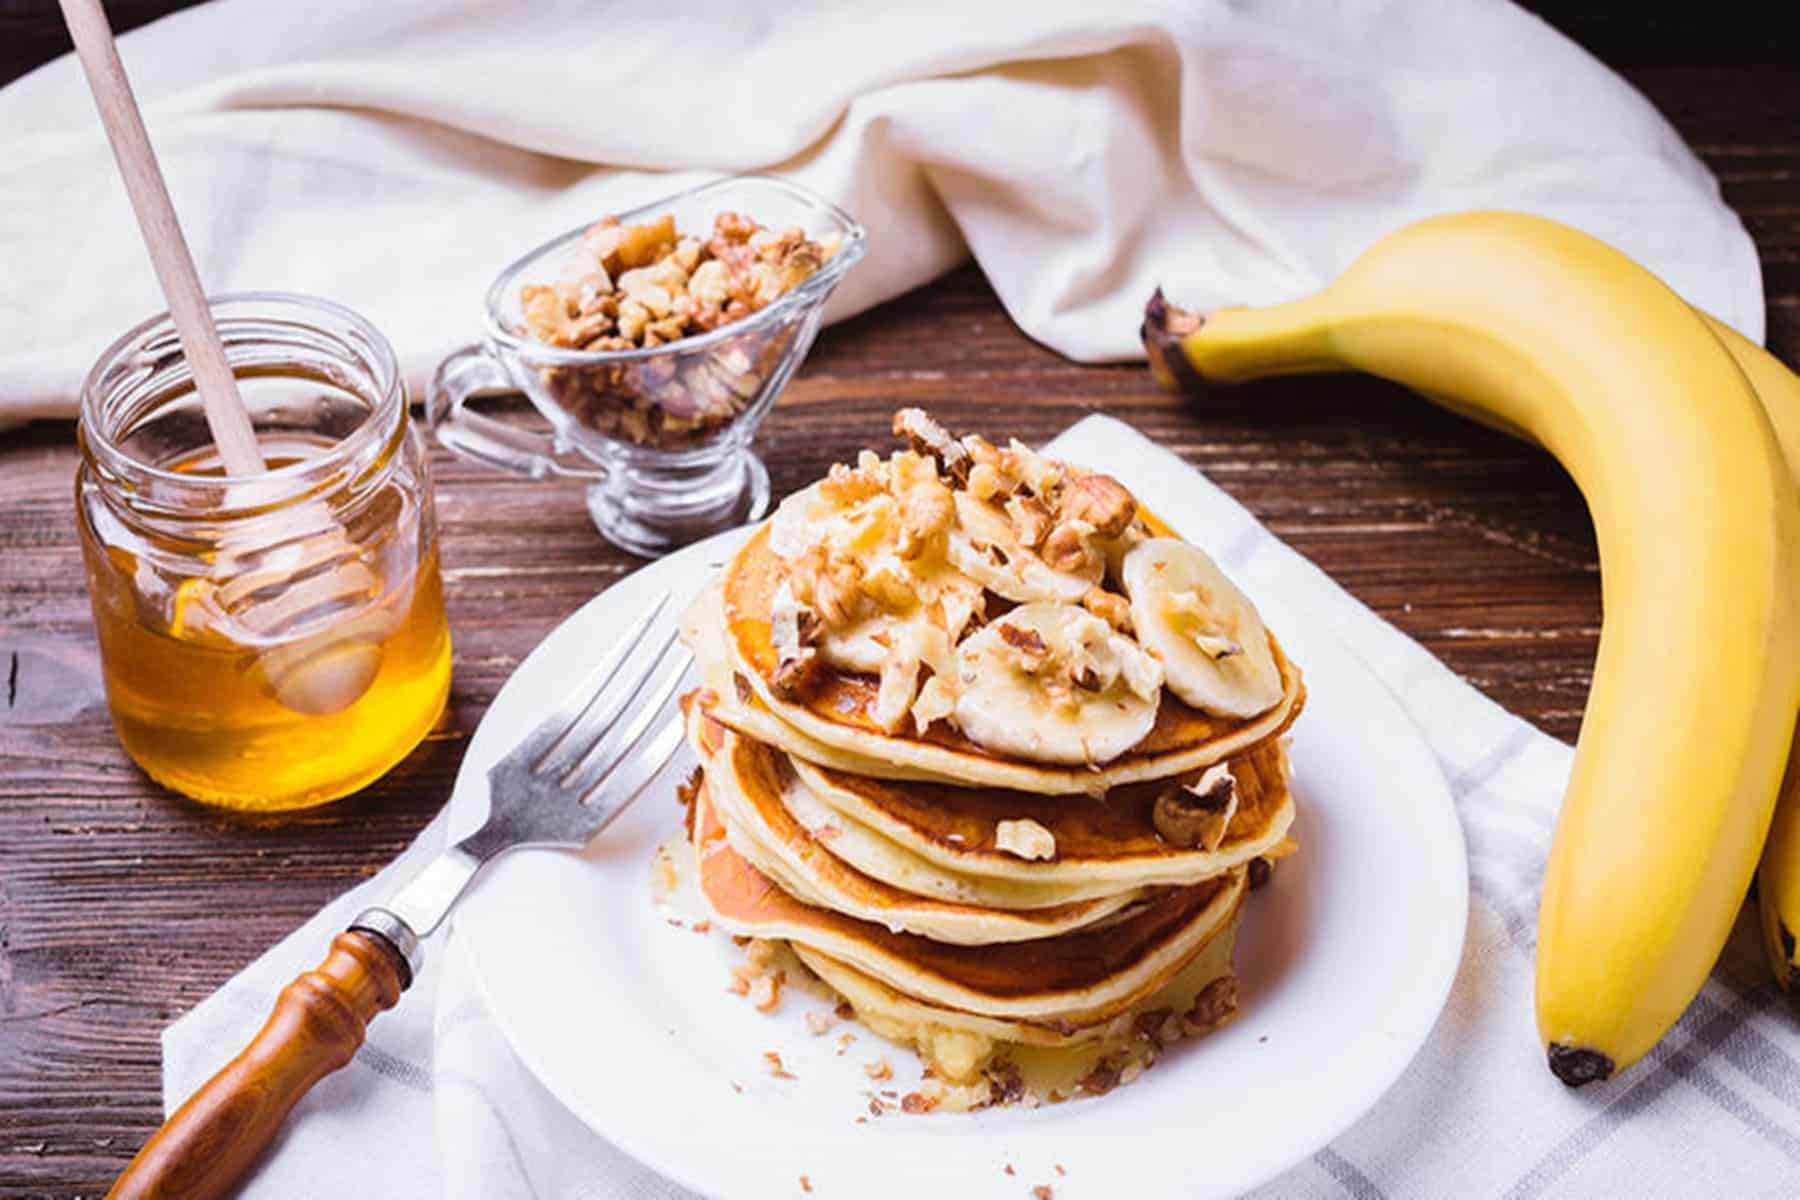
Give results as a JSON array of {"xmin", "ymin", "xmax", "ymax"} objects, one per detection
[{"xmin": 62, "ymin": 0, "xmax": 388, "ymax": 716}]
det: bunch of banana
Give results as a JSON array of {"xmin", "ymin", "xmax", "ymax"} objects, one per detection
[{"xmin": 1141, "ymin": 211, "xmax": 1800, "ymax": 1086}]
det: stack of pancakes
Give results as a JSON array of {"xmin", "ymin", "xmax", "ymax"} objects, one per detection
[{"xmin": 678, "ymin": 414, "xmax": 1303, "ymax": 1105}]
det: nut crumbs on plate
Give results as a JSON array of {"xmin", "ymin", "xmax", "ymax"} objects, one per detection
[
  {"xmin": 862, "ymin": 1056, "xmax": 893, "ymax": 1081},
  {"xmin": 763, "ymin": 1051, "xmax": 796, "ymax": 1080},
  {"xmin": 1031, "ymin": 1187, "xmax": 1054, "ymax": 1200}
]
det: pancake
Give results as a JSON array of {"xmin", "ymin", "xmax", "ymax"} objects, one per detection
[
  {"xmin": 691, "ymin": 779, "xmax": 1248, "ymax": 1025},
  {"xmin": 793, "ymin": 912, "xmax": 1237, "ymax": 1053},
  {"xmin": 694, "ymin": 708, "xmax": 1149, "ymax": 943},
  {"xmin": 773, "ymin": 759, "xmax": 1149, "ymax": 908},
  {"xmin": 790, "ymin": 737, "xmax": 1296, "ymax": 889},
  {"xmin": 720, "ymin": 524, "xmax": 1306, "ymax": 795}
]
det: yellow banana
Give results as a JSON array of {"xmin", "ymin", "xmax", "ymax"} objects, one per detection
[
  {"xmin": 1704, "ymin": 319, "xmax": 1800, "ymax": 988},
  {"xmin": 1142, "ymin": 211, "xmax": 1800, "ymax": 1084}
]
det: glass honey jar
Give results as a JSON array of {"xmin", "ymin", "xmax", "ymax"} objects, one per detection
[{"xmin": 76, "ymin": 293, "xmax": 451, "ymax": 810}]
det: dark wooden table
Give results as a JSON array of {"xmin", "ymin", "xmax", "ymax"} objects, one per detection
[{"xmin": 4, "ymin": 6, "xmax": 1800, "ymax": 1196}]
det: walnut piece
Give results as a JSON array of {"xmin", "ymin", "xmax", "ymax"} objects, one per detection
[
  {"xmin": 995, "ymin": 817, "xmax": 1057, "ymax": 861},
  {"xmin": 1185, "ymin": 975, "xmax": 1238, "ymax": 1033},
  {"xmin": 1152, "ymin": 763, "xmax": 1238, "ymax": 850},
  {"xmin": 1005, "ymin": 494, "xmax": 1053, "ymax": 550},
  {"xmin": 789, "ymin": 543, "xmax": 865, "ymax": 628},
  {"xmin": 896, "ymin": 478, "xmax": 955, "ymax": 559},
  {"xmin": 995, "ymin": 623, "xmax": 1049, "ymax": 658},
  {"xmin": 1081, "ymin": 586, "xmax": 1133, "ymax": 633},
  {"xmin": 1040, "ymin": 520, "xmax": 1101, "ymax": 574},
  {"xmin": 769, "ymin": 582, "xmax": 824, "ymax": 698},
  {"xmin": 892, "ymin": 408, "xmax": 971, "ymax": 483},
  {"xmin": 1057, "ymin": 473, "xmax": 1137, "ymax": 537}
]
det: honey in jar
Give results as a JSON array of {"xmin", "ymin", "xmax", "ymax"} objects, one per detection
[{"xmin": 76, "ymin": 294, "xmax": 451, "ymax": 810}]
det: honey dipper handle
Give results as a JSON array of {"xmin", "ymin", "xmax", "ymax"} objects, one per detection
[
  {"xmin": 57, "ymin": 0, "xmax": 265, "ymax": 476},
  {"xmin": 107, "ymin": 931, "xmax": 409, "ymax": 1200}
]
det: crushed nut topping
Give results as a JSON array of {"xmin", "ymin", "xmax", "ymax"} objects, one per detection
[
  {"xmin": 1040, "ymin": 519, "xmax": 1100, "ymax": 575},
  {"xmin": 525, "ymin": 212, "xmax": 838, "ymax": 352},
  {"xmin": 518, "ymin": 210, "xmax": 842, "ymax": 449},
  {"xmin": 893, "ymin": 408, "xmax": 971, "ymax": 483},
  {"xmin": 863, "ymin": 1055, "xmax": 893, "ymax": 1081},
  {"xmin": 1081, "ymin": 586, "xmax": 1132, "ymax": 633},
  {"xmin": 748, "ymin": 971, "xmax": 784, "ymax": 1012},
  {"xmin": 996, "ymin": 623, "xmax": 1049, "ymax": 658},
  {"xmin": 1185, "ymin": 975, "xmax": 1239, "ymax": 1033},
  {"xmin": 769, "ymin": 581, "xmax": 824, "ymax": 699},
  {"xmin": 1057, "ymin": 473, "xmax": 1136, "ymax": 537},
  {"xmin": 1152, "ymin": 762, "xmax": 1239, "ymax": 850},
  {"xmin": 995, "ymin": 817, "xmax": 1057, "ymax": 861}
]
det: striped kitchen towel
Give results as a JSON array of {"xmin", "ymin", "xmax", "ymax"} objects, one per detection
[{"xmin": 164, "ymin": 416, "xmax": 1800, "ymax": 1199}]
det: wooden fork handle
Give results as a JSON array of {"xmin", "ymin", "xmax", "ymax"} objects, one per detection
[{"xmin": 108, "ymin": 930, "xmax": 409, "ymax": 1200}]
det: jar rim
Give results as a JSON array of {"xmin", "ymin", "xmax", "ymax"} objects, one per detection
[{"xmin": 79, "ymin": 291, "xmax": 404, "ymax": 500}]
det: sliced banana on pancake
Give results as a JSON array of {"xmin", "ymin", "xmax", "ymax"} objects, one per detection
[
  {"xmin": 953, "ymin": 601, "xmax": 1163, "ymax": 764},
  {"xmin": 1123, "ymin": 538, "xmax": 1282, "ymax": 719},
  {"xmin": 945, "ymin": 491, "xmax": 1098, "ymax": 604}
]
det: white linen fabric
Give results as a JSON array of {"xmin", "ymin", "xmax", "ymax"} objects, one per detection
[
  {"xmin": 164, "ymin": 416, "xmax": 1800, "ymax": 1200},
  {"xmin": 0, "ymin": 0, "xmax": 1764, "ymax": 428}
]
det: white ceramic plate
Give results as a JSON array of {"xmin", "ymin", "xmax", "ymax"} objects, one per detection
[{"xmin": 452, "ymin": 527, "xmax": 1467, "ymax": 1200}]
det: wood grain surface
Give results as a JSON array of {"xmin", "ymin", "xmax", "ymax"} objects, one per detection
[{"xmin": 3, "ymin": 17, "xmax": 1800, "ymax": 1199}]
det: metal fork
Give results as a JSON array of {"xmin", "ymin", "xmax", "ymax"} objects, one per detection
[{"xmin": 108, "ymin": 593, "xmax": 694, "ymax": 1200}]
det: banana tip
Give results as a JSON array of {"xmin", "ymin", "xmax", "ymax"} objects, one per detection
[
  {"xmin": 1141, "ymin": 287, "xmax": 1206, "ymax": 394},
  {"xmin": 1546, "ymin": 1043, "xmax": 1615, "ymax": 1088}
]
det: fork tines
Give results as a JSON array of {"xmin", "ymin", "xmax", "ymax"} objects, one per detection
[{"xmin": 508, "ymin": 590, "xmax": 694, "ymax": 803}]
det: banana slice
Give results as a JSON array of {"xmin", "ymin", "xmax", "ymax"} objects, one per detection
[
  {"xmin": 1122, "ymin": 538, "xmax": 1281, "ymax": 718},
  {"xmin": 945, "ymin": 491, "xmax": 1097, "ymax": 604},
  {"xmin": 953, "ymin": 601, "xmax": 1162, "ymax": 765}
]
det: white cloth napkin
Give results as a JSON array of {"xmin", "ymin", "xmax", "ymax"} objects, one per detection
[
  {"xmin": 165, "ymin": 415, "xmax": 1800, "ymax": 1199},
  {"xmin": 0, "ymin": 0, "xmax": 1765, "ymax": 428}
]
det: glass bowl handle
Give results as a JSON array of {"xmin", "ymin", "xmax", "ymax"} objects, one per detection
[{"xmin": 425, "ymin": 344, "xmax": 606, "ymax": 481}]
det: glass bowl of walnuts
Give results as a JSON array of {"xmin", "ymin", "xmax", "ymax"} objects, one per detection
[{"xmin": 427, "ymin": 175, "xmax": 866, "ymax": 556}]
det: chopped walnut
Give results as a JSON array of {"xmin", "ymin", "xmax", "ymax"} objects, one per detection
[
  {"xmin": 1186, "ymin": 975, "xmax": 1239, "ymax": 1032},
  {"xmin": 789, "ymin": 543, "xmax": 865, "ymax": 629},
  {"xmin": 901, "ymin": 1088, "xmax": 941, "ymax": 1114},
  {"xmin": 763, "ymin": 1050, "xmax": 797, "ymax": 1080},
  {"xmin": 1058, "ymin": 473, "xmax": 1137, "ymax": 537},
  {"xmin": 1005, "ymin": 494, "xmax": 1053, "ymax": 549},
  {"xmin": 1081, "ymin": 586, "xmax": 1132, "ymax": 633},
  {"xmin": 517, "ymin": 209, "xmax": 839, "ymax": 449},
  {"xmin": 966, "ymin": 461, "xmax": 1006, "ymax": 501},
  {"xmin": 818, "ymin": 460, "xmax": 887, "ymax": 508},
  {"xmin": 996, "ymin": 623, "xmax": 1049, "ymax": 659},
  {"xmin": 893, "ymin": 408, "xmax": 971, "ymax": 483},
  {"xmin": 805, "ymin": 1010, "xmax": 836, "ymax": 1036},
  {"xmin": 863, "ymin": 1055, "xmax": 893, "ymax": 1081},
  {"xmin": 1041, "ymin": 520, "xmax": 1101, "ymax": 575},
  {"xmin": 995, "ymin": 817, "xmax": 1057, "ymax": 861},
  {"xmin": 769, "ymin": 582, "xmax": 823, "ymax": 698},
  {"xmin": 897, "ymin": 478, "xmax": 955, "ymax": 559},
  {"xmin": 1005, "ymin": 438, "xmax": 1064, "ymax": 496},
  {"xmin": 748, "ymin": 971, "xmax": 784, "ymax": 1012},
  {"xmin": 1153, "ymin": 763, "xmax": 1238, "ymax": 850}
]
